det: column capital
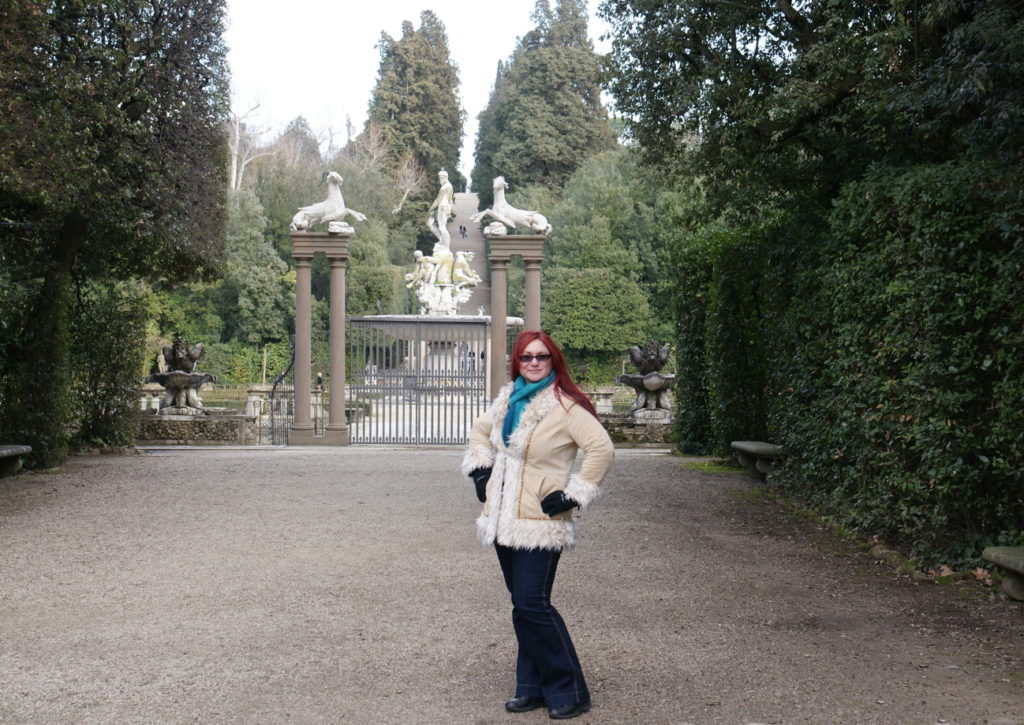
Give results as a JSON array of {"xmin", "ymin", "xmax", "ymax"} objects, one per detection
[{"xmin": 487, "ymin": 235, "xmax": 546, "ymax": 262}]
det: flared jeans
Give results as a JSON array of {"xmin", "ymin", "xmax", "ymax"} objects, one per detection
[{"xmin": 495, "ymin": 544, "xmax": 590, "ymax": 708}]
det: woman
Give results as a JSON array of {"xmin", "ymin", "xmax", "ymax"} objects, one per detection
[{"xmin": 461, "ymin": 331, "xmax": 614, "ymax": 720}]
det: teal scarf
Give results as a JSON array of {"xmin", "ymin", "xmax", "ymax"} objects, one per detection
[{"xmin": 502, "ymin": 373, "xmax": 555, "ymax": 445}]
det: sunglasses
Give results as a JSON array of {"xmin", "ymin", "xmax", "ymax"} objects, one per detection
[{"xmin": 518, "ymin": 353, "xmax": 552, "ymax": 363}]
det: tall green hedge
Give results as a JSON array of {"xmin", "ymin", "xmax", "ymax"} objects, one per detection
[
  {"xmin": 772, "ymin": 162, "xmax": 1024, "ymax": 565},
  {"xmin": 669, "ymin": 216, "xmax": 811, "ymax": 455},
  {"xmin": 672, "ymin": 161, "xmax": 1024, "ymax": 565}
]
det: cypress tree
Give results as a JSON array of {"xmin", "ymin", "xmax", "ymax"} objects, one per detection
[
  {"xmin": 366, "ymin": 11, "xmax": 465, "ymax": 189},
  {"xmin": 472, "ymin": 0, "xmax": 615, "ymax": 206}
]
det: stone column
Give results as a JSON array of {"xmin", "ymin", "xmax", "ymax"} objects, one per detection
[
  {"xmin": 324, "ymin": 255, "xmax": 349, "ymax": 444},
  {"xmin": 291, "ymin": 255, "xmax": 314, "ymax": 434},
  {"xmin": 290, "ymin": 231, "xmax": 350, "ymax": 446},
  {"xmin": 489, "ymin": 255, "xmax": 509, "ymax": 397},
  {"xmin": 524, "ymin": 257, "xmax": 542, "ymax": 331},
  {"xmin": 486, "ymin": 235, "xmax": 545, "ymax": 397}
]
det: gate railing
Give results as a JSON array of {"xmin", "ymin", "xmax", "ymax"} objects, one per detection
[{"xmin": 347, "ymin": 317, "xmax": 489, "ymax": 444}]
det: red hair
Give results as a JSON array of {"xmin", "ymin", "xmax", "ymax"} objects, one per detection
[{"xmin": 509, "ymin": 331, "xmax": 600, "ymax": 420}]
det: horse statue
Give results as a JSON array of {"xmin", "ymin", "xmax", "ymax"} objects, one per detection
[
  {"xmin": 470, "ymin": 176, "xmax": 552, "ymax": 236},
  {"xmin": 290, "ymin": 171, "xmax": 367, "ymax": 232}
]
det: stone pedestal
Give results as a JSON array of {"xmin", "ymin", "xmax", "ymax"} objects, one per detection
[
  {"xmin": 634, "ymin": 408, "xmax": 671, "ymax": 421},
  {"xmin": 601, "ymin": 412, "xmax": 675, "ymax": 445},
  {"xmin": 137, "ymin": 410, "xmax": 256, "ymax": 445}
]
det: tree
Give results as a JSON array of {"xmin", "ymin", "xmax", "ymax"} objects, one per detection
[
  {"xmin": 472, "ymin": 0, "xmax": 615, "ymax": 207},
  {"xmin": 228, "ymin": 105, "xmax": 274, "ymax": 190},
  {"xmin": 601, "ymin": 0, "xmax": 1024, "ymax": 563},
  {"xmin": 219, "ymin": 189, "xmax": 291, "ymax": 344},
  {"xmin": 366, "ymin": 11, "xmax": 465, "ymax": 187},
  {"xmin": 600, "ymin": 0, "xmax": 1014, "ymax": 214},
  {"xmin": 0, "ymin": 0, "xmax": 229, "ymax": 466},
  {"xmin": 542, "ymin": 267, "xmax": 649, "ymax": 359}
]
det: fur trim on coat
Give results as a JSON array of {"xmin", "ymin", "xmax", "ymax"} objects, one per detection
[{"xmin": 461, "ymin": 382, "xmax": 614, "ymax": 551}]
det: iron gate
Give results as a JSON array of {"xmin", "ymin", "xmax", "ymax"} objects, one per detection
[{"xmin": 347, "ymin": 316, "xmax": 489, "ymax": 444}]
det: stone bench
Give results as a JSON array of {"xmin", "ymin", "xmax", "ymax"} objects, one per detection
[
  {"xmin": 730, "ymin": 440, "xmax": 782, "ymax": 480},
  {"xmin": 981, "ymin": 546, "xmax": 1024, "ymax": 600},
  {"xmin": 0, "ymin": 445, "xmax": 32, "ymax": 477}
]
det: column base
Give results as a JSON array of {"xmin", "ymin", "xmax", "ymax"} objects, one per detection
[{"xmin": 288, "ymin": 427, "xmax": 349, "ymax": 446}]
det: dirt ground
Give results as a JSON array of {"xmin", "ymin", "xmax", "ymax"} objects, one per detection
[{"xmin": 1, "ymin": 447, "xmax": 1022, "ymax": 725}]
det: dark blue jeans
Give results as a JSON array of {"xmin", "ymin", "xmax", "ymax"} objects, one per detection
[{"xmin": 495, "ymin": 544, "xmax": 590, "ymax": 708}]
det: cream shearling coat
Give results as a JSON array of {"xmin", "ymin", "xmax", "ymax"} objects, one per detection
[{"xmin": 461, "ymin": 383, "xmax": 614, "ymax": 551}]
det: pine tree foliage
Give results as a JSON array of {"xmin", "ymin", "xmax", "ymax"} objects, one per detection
[
  {"xmin": 472, "ymin": 0, "xmax": 615, "ymax": 207},
  {"xmin": 366, "ymin": 11, "xmax": 465, "ymax": 188}
]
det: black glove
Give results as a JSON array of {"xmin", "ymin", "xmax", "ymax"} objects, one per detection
[
  {"xmin": 541, "ymin": 490, "xmax": 578, "ymax": 517},
  {"xmin": 470, "ymin": 467, "xmax": 492, "ymax": 503}
]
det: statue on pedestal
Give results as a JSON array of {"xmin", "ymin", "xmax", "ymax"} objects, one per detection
[
  {"xmin": 289, "ymin": 171, "xmax": 367, "ymax": 234},
  {"xmin": 470, "ymin": 176, "xmax": 551, "ymax": 236},
  {"xmin": 146, "ymin": 337, "xmax": 219, "ymax": 413},
  {"xmin": 427, "ymin": 169, "xmax": 454, "ymax": 247},
  {"xmin": 617, "ymin": 342, "xmax": 675, "ymax": 415},
  {"xmin": 406, "ymin": 169, "xmax": 482, "ymax": 316}
]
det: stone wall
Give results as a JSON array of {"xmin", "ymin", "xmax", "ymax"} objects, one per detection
[
  {"xmin": 601, "ymin": 412, "xmax": 675, "ymax": 446},
  {"xmin": 137, "ymin": 412, "xmax": 256, "ymax": 445}
]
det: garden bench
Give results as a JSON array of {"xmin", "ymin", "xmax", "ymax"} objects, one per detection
[
  {"xmin": 981, "ymin": 546, "xmax": 1024, "ymax": 601},
  {"xmin": 0, "ymin": 445, "xmax": 31, "ymax": 477},
  {"xmin": 730, "ymin": 440, "xmax": 782, "ymax": 480}
]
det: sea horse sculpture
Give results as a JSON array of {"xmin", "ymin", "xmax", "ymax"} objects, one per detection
[
  {"xmin": 470, "ymin": 176, "xmax": 551, "ymax": 236},
  {"xmin": 290, "ymin": 171, "xmax": 367, "ymax": 232}
]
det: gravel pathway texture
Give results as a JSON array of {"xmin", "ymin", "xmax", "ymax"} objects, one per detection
[{"xmin": 1, "ymin": 447, "xmax": 1022, "ymax": 725}]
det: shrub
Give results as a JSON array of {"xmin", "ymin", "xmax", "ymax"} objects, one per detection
[{"xmin": 69, "ymin": 281, "xmax": 150, "ymax": 448}]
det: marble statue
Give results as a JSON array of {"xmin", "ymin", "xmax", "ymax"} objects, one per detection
[
  {"xmin": 427, "ymin": 169, "xmax": 454, "ymax": 247},
  {"xmin": 453, "ymin": 250, "xmax": 482, "ymax": 289},
  {"xmin": 406, "ymin": 241, "xmax": 481, "ymax": 316},
  {"xmin": 290, "ymin": 171, "xmax": 367, "ymax": 233},
  {"xmin": 425, "ymin": 244, "xmax": 454, "ymax": 285},
  {"xmin": 404, "ymin": 250, "xmax": 433, "ymax": 288},
  {"xmin": 470, "ymin": 176, "xmax": 551, "ymax": 236},
  {"xmin": 453, "ymin": 250, "xmax": 481, "ymax": 288}
]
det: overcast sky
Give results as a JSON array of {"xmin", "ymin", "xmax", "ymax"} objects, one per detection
[{"xmin": 224, "ymin": 0, "xmax": 611, "ymax": 181}]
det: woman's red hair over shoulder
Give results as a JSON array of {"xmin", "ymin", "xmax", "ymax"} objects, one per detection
[{"xmin": 509, "ymin": 331, "xmax": 599, "ymax": 420}]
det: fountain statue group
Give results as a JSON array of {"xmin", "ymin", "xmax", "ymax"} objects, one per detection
[
  {"xmin": 146, "ymin": 337, "xmax": 218, "ymax": 414},
  {"xmin": 410, "ymin": 170, "xmax": 553, "ymax": 315},
  {"xmin": 617, "ymin": 341, "xmax": 676, "ymax": 415},
  {"xmin": 286, "ymin": 168, "xmax": 551, "ymax": 317}
]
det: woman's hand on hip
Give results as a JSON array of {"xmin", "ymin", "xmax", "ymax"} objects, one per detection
[
  {"xmin": 470, "ymin": 467, "xmax": 492, "ymax": 502},
  {"xmin": 541, "ymin": 490, "xmax": 578, "ymax": 516}
]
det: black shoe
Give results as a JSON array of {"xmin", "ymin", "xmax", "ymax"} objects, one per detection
[
  {"xmin": 505, "ymin": 695, "xmax": 545, "ymax": 713},
  {"xmin": 548, "ymin": 701, "xmax": 591, "ymax": 719}
]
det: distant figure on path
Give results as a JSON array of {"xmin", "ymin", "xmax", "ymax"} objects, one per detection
[{"xmin": 461, "ymin": 331, "xmax": 614, "ymax": 720}]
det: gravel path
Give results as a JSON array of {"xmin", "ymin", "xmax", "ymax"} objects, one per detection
[{"xmin": 1, "ymin": 447, "xmax": 1022, "ymax": 724}]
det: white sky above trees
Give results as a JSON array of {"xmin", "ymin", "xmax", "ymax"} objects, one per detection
[{"xmin": 225, "ymin": 0, "xmax": 610, "ymax": 182}]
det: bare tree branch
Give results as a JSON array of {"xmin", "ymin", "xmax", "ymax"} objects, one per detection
[{"xmin": 391, "ymin": 151, "xmax": 427, "ymax": 214}]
